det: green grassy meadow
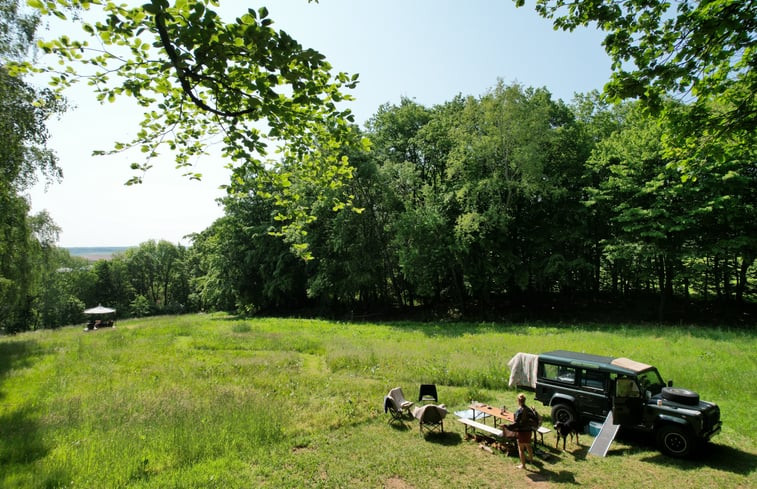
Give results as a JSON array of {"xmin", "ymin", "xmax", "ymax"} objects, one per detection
[{"xmin": 1, "ymin": 315, "xmax": 755, "ymax": 488}]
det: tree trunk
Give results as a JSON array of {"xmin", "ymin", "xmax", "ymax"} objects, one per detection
[
  {"xmin": 658, "ymin": 289, "xmax": 667, "ymax": 322},
  {"xmin": 736, "ymin": 252, "xmax": 755, "ymax": 303},
  {"xmin": 664, "ymin": 257, "xmax": 674, "ymax": 299},
  {"xmin": 714, "ymin": 255, "xmax": 722, "ymax": 299},
  {"xmin": 722, "ymin": 257, "xmax": 732, "ymax": 301},
  {"xmin": 611, "ymin": 264, "xmax": 618, "ymax": 295},
  {"xmin": 703, "ymin": 256, "xmax": 710, "ymax": 301},
  {"xmin": 657, "ymin": 254, "xmax": 672, "ymax": 321},
  {"xmin": 449, "ymin": 263, "xmax": 467, "ymax": 314},
  {"xmin": 657, "ymin": 255, "xmax": 665, "ymax": 295},
  {"xmin": 593, "ymin": 242, "xmax": 601, "ymax": 294}
]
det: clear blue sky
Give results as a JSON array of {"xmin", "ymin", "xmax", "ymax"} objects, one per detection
[{"xmin": 29, "ymin": 0, "xmax": 611, "ymax": 247}]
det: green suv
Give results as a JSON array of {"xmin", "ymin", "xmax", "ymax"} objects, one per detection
[{"xmin": 533, "ymin": 350, "xmax": 722, "ymax": 457}]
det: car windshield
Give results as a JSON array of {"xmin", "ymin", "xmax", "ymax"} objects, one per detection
[{"xmin": 637, "ymin": 369, "xmax": 665, "ymax": 396}]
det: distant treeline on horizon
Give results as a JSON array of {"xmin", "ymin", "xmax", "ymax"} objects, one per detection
[{"xmin": 67, "ymin": 247, "xmax": 133, "ymax": 261}]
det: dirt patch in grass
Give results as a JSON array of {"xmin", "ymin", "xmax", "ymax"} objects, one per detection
[{"xmin": 385, "ymin": 475, "xmax": 413, "ymax": 489}]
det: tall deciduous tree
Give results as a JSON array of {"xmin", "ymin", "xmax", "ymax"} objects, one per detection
[
  {"xmin": 121, "ymin": 240, "xmax": 187, "ymax": 311},
  {"xmin": 445, "ymin": 83, "xmax": 561, "ymax": 299},
  {"xmin": 18, "ymin": 0, "xmax": 361, "ymax": 247},
  {"xmin": 1, "ymin": 0, "xmax": 65, "ymax": 332},
  {"xmin": 89, "ymin": 257, "xmax": 132, "ymax": 312},
  {"xmin": 191, "ymin": 194, "xmax": 308, "ymax": 314},
  {"xmin": 586, "ymin": 104, "xmax": 685, "ymax": 314},
  {"xmin": 518, "ymin": 0, "xmax": 756, "ymax": 313},
  {"xmin": 305, "ymin": 148, "xmax": 395, "ymax": 310}
]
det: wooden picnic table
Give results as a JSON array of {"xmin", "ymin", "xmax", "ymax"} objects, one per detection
[
  {"xmin": 455, "ymin": 403, "xmax": 518, "ymax": 452},
  {"xmin": 457, "ymin": 402, "xmax": 551, "ymax": 447},
  {"xmin": 469, "ymin": 402, "xmax": 514, "ymax": 427}
]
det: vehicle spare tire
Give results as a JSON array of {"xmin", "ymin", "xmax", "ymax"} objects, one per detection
[{"xmin": 661, "ymin": 387, "xmax": 699, "ymax": 406}]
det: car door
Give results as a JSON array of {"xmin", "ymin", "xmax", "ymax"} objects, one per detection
[
  {"xmin": 576, "ymin": 369, "xmax": 611, "ymax": 419},
  {"xmin": 612, "ymin": 376, "xmax": 644, "ymax": 425}
]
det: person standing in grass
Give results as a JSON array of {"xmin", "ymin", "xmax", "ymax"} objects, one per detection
[{"xmin": 511, "ymin": 393, "xmax": 535, "ymax": 469}]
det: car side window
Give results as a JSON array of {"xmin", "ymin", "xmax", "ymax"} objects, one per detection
[
  {"xmin": 543, "ymin": 363, "xmax": 576, "ymax": 384},
  {"xmin": 580, "ymin": 369, "xmax": 607, "ymax": 391},
  {"xmin": 615, "ymin": 377, "xmax": 641, "ymax": 398}
]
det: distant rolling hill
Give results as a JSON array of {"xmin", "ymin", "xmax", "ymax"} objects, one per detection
[{"xmin": 66, "ymin": 247, "xmax": 132, "ymax": 261}]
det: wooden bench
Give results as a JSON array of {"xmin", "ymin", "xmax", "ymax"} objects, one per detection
[
  {"xmin": 457, "ymin": 418, "xmax": 504, "ymax": 438},
  {"xmin": 457, "ymin": 418, "xmax": 518, "ymax": 453}
]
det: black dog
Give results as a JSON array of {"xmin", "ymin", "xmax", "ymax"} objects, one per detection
[{"xmin": 554, "ymin": 421, "xmax": 581, "ymax": 449}]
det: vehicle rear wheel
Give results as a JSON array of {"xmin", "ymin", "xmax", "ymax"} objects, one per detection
[
  {"xmin": 656, "ymin": 424, "xmax": 693, "ymax": 458},
  {"xmin": 551, "ymin": 403, "xmax": 577, "ymax": 425}
]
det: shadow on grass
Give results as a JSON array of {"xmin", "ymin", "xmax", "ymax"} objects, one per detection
[
  {"xmin": 640, "ymin": 443, "xmax": 757, "ymax": 475},
  {"xmin": 209, "ymin": 313, "xmax": 756, "ymax": 340},
  {"xmin": 386, "ymin": 407, "xmax": 441, "ymax": 432},
  {"xmin": 566, "ymin": 445, "xmax": 590, "ymax": 461},
  {"xmin": 387, "ymin": 418, "xmax": 412, "ymax": 432},
  {"xmin": 535, "ymin": 443, "xmax": 587, "ymax": 463},
  {"xmin": 210, "ymin": 314, "xmax": 244, "ymax": 322},
  {"xmin": 526, "ymin": 461, "xmax": 579, "ymax": 484},
  {"xmin": 534, "ymin": 446, "xmax": 561, "ymax": 463},
  {"xmin": 384, "ymin": 321, "xmax": 521, "ymax": 338},
  {"xmin": 40, "ymin": 468, "xmax": 73, "ymax": 489},
  {"xmin": 383, "ymin": 320, "xmax": 757, "ymax": 340},
  {"xmin": 0, "ymin": 409, "xmax": 68, "ymax": 487},
  {"xmin": 420, "ymin": 431, "xmax": 462, "ymax": 446},
  {"xmin": 0, "ymin": 340, "xmax": 38, "ymax": 375},
  {"xmin": 0, "ymin": 342, "xmax": 58, "ymax": 483},
  {"xmin": 0, "ymin": 409, "xmax": 49, "ymax": 466},
  {"xmin": 0, "ymin": 340, "xmax": 40, "ymax": 401},
  {"xmin": 597, "ymin": 431, "xmax": 755, "ymax": 475}
]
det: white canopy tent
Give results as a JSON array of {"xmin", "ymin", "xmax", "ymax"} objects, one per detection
[
  {"xmin": 84, "ymin": 304, "xmax": 116, "ymax": 315},
  {"xmin": 83, "ymin": 304, "xmax": 116, "ymax": 330}
]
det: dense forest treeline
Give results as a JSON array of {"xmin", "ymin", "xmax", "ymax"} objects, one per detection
[
  {"xmin": 3, "ymin": 82, "xmax": 754, "ymax": 333},
  {"xmin": 189, "ymin": 85, "xmax": 755, "ymax": 324},
  {"xmin": 2, "ymin": 1, "xmax": 755, "ymax": 332}
]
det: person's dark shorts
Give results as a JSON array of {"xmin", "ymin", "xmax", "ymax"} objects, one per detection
[{"xmin": 517, "ymin": 430, "xmax": 532, "ymax": 444}]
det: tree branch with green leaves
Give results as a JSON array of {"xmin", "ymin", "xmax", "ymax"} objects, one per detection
[
  {"xmin": 12, "ymin": 0, "xmax": 362, "ymax": 256},
  {"xmin": 518, "ymin": 0, "xmax": 756, "ymax": 136}
]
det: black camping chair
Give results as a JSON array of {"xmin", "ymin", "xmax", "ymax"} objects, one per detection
[{"xmin": 418, "ymin": 384, "xmax": 438, "ymax": 404}]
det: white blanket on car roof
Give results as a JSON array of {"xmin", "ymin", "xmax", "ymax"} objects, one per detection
[{"xmin": 507, "ymin": 352, "xmax": 539, "ymax": 388}]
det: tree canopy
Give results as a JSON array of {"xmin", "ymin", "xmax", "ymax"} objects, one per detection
[
  {"xmin": 1, "ymin": 0, "xmax": 67, "ymax": 332},
  {"xmin": 519, "ymin": 0, "xmax": 756, "ymax": 141},
  {"xmin": 16, "ymin": 0, "xmax": 362, "ymax": 248}
]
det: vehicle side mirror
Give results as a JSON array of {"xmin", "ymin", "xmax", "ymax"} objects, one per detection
[{"xmin": 667, "ymin": 380, "xmax": 673, "ymax": 387}]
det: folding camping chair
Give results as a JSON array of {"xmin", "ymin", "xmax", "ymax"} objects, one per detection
[
  {"xmin": 384, "ymin": 387, "xmax": 414, "ymax": 422},
  {"xmin": 414, "ymin": 404, "xmax": 447, "ymax": 435}
]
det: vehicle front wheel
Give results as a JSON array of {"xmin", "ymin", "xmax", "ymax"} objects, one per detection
[
  {"xmin": 551, "ymin": 403, "xmax": 577, "ymax": 425},
  {"xmin": 656, "ymin": 424, "xmax": 694, "ymax": 458}
]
